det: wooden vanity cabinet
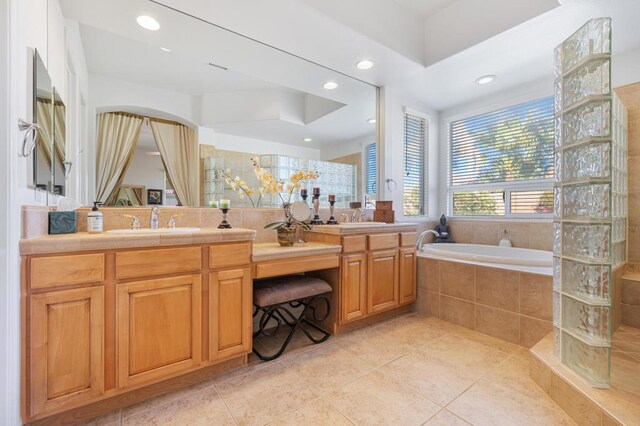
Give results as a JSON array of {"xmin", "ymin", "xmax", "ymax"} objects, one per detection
[
  {"xmin": 116, "ymin": 274, "xmax": 202, "ymax": 389},
  {"xmin": 29, "ymin": 286, "xmax": 104, "ymax": 416},
  {"xmin": 209, "ymin": 267, "xmax": 252, "ymax": 360},
  {"xmin": 309, "ymin": 229, "xmax": 418, "ymax": 327},
  {"xmin": 22, "ymin": 241, "xmax": 253, "ymax": 423},
  {"xmin": 367, "ymin": 249, "xmax": 399, "ymax": 313},
  {"xmin": 399, "ymin": 248, "xmax": 417, "ymax": 305},
  {"xmin": 341, "ymin": 253, "xmax": 367, "ymax": 322}
]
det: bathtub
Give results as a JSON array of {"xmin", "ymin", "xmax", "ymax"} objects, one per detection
[
  {"xmin": 416, "ymin": 243, "xmax": 554, "ymax": 346},
  {"xmin": 418, "ymin": 243, "xmax": 552, "ymax": 276}
]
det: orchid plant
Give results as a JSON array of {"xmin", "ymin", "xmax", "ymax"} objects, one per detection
[{"xmin": 223, "ymin": 157, "xmax": 319, "ymax": 210}]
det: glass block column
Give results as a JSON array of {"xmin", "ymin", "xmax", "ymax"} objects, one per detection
[{"xmin": 553, "ymin": 17, "xmax": 628, "ymax": 388}]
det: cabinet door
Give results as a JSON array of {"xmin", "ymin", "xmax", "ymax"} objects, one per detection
[
  {"xmin": 117, "ymin": 275, "xmax": 201, "ymax": 388},
  {"xmin": 367, "ymin": 249, "xmax": 399, "ymax": 314},
  {"xmin": 209, "ymin": 268, "xmax": 252, "ymax": 360},
  {"xmin": 30, "ymin": 287, "xmax": 104, "ymax": 417},
  {"xmin": 341, "ymin": 253, "xmax": 367, "ymax": 323},
  {"xmin": 399, "ymin": 248, "xmax": 417, "ymax": 305}
]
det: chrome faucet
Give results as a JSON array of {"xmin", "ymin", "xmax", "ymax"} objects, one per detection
[
  {"xmin": 351, "ymin": 208, "xmax": 363, "ymax": 223},
  {"xmin": 416, "ymin": 230, "xmax": 440, "ymax": 250},
  {"xmin": 150, "ymin": 205, "xmax": 160, "ymax": 229},
  {"xmin": 123, "ymin": 214, "xmax": 141, "ymax": 230},
  {"xmin": 167, "ymin": 214, "xmax": 182, "ymax": 229}
]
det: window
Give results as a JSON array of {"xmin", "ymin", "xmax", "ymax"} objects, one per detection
[
  {"xmin": 364, "ymin": 142, "xmax": 377, "ymax": 195},
  {"xmin": 404, "ymin": 112, "xmax": 427, "ymax": 216},
  {"xmin": 449, "ymin": 96, "xmax": 554, "ymax": 217}
]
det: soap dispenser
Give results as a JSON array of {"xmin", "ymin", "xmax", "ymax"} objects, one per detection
[
  {"xmin": 87, "ymin": 201, "xmax": 104, "ymax": 234},
  {"xmin": 499, "ymin": 229, "xmax": 512, "ymax": 247}
]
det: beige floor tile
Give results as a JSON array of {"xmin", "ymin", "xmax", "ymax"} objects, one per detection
[
  {"xmin": 122, "ymin": 387, "xmax": 235, "ymax": 426},
  {"xmin": 448, "ymin": 357, "xmax": 576, "ymax": 426},
  {"xmin": 382, "ymin": 333, "xmax": 511, "ymax": 406},
  {"xmin": 215, "ymin": 362, "xmax": 319, "ymax": 425},
  {"xmin": 423, "ymin": 409, "xmax": 471, "ymax": 426},
  {"xmin": 326, "ymin": 369, "xmax": 440, "ymax": 425},
  {"xmin": 268, "ymin": 397, "xmax": 352, "ymax": 425},
  {"xmin": 79, "ymin": 409, "xmax": 122, "ymax": 426},
  {"xmin": 122, "ymin": 379, "xmax": 215, "ymax": 419},
  {"xmin": 283, "ymin": 339, "xmax": 377, "ymax": 394}
]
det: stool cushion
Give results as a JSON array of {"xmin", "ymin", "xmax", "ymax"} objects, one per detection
[{"xmin": 254, "ymin": 275, "xmax": 332, "ymax": 307}]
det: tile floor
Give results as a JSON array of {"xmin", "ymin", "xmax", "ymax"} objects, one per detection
[
  {"xmin": 85, "ymin": 314, "xmax": 576, "ymax": 426},
  {"xmin": 612, "ymin": 324, "xmax": 640, "ymax": 399}
]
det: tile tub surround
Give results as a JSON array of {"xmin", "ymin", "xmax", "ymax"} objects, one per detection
[
  {"xmin": 621, "ymin": 269, "xmax": 640, "ymax": 328},
  {"xmin": 21, "ymin": 205, "xmax": 373, "ymax": 243},
  {"xmin": 445, "ymin": 219, "xmax": 553, "ymax": 251},
  {"xmin": 82, "ymin": 314, "xmax": 575, "ymax": 426},
  {"xmin": 530, "ymin": 329, "xmax": 640, "ymax": 426},
  {"xmin": 416, "ymin": 257, "xmax": 553, "ymax": 348},
  {"xmin": 615, "ymin": 83, "xmax": 640, "ymax": 263}
]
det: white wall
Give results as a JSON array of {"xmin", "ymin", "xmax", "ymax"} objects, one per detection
[
  {"xmin": 380, "ymin": 86, "xmax": 440, "ymax": 222},
  {"xmin": 2, "ymin": 0, "xmax": 76, "ymax": 423}
]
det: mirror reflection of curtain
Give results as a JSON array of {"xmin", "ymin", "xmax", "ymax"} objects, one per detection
[
  {"xmin": 35, "ymin": 98, "xmax": 53, "ymax": 166},
  {"xmin": 149, "ymin": 120, "xmax": 199, "ymax": 206},
  {"xmin": 53, "ymin": 101, "xmax": 66, "ymax": 161},
  {"xmin": 112, "ymin": 185, "xmax": 144, "ymax": 206},
  {"xmin": 96, "ymin": 112, "xmax": 143, "ymax": 204}
]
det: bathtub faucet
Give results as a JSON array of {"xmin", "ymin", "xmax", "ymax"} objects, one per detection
[{"xmin": 416, "ymin": 230, "xmax": 440, "ymax": 250}]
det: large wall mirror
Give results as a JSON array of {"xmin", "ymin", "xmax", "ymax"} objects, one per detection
[
  {"xmin": 60, "ymin": 0, "xmax": 378, "ymax": 208},
  {"xmin": 32, "ymin": 50, "xmax": 67, "ymax": 196}
]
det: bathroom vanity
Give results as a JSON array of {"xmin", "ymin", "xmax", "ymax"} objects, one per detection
[
  {"xmin": 305, "ymin": 223, "xmax": 418, "ymax": 333},
  {"xmin": 20, "ymin": 229, "xmax": 255, "ymax": 423},
  {"xmin": 19, "ymin": 215, "xmax": 418, "ymax": 423}
]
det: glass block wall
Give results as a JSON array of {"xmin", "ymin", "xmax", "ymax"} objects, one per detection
[
  {"xmin": 553, "ymin": 18, "xmax": 628, "ymax": 387},
  {"xmin": 203, "ymin": 157, "xmax": 226, "ymax": 204},
  {"xmin": 259, "ymin": 154, "xmax": 357, "ymax": 208}
]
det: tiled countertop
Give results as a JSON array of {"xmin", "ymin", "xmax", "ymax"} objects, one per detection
[
  {"xmin": 20, "ymin": 228, "xmax": 256, "ymax": 255},
  {"xmin": 252, "ymin": 242, "xmax": 342, "ymax": 262},
  {"xmin": 308, "ymin": 222, "xmax": 418, "ymax": 235}
]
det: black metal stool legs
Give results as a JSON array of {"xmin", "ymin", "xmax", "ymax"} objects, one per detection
[{"xmin": 252, "ymin": 295, "xmax": 331, "ymax": 361}]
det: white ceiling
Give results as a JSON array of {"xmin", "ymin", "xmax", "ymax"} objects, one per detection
[
  {"xmin": 61, "ymin": 0, "xmax": 377, "ymax": 148},
  {"xmin": 63, "ymin": 0, "xmax": 640, "ymax": 124},
  {"xmin": 148, "ymin": 0, "xmax": 639, "ymax": 112}
]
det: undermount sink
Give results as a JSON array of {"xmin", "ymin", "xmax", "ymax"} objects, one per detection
[
  {"xmin": 338, "ymin": 222, "xmax": 388, "ymax": 226},
  {"xmin": 106, "ymin": 227, "xmax": 201, "ymax": 235}
]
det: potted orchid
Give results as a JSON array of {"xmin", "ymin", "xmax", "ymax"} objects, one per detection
[{"xmin": 223, "ymin": 157, "xmax": 319, "ymax": 246}]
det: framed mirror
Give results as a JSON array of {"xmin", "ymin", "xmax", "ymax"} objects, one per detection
[
  {"xmin": 52, "ymin": 88, "xmax": 67, "ymax": 196},
  {"xmin": 32, "ymin": 50, "xmax": 54, "ymax": 192},
  {"xmin": 61, "ymin": 0, "xmax": 378, "ymax": 208}
]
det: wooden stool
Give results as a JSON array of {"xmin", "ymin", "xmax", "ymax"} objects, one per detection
[{"xmin": 253, "ymin": 275, "xmax": 332, "ymax": 361}]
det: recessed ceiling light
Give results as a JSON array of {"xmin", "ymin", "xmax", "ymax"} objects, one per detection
[
  {"xmin": 303, "ymin": 138, "xmax": 313, "ymax": 142},
  {"xmin": 356, "ymin": 60, "xmax": 374, "ymax": 70},
  {"xmin": 476, "ymin": 75, "xmax": 496, "ymax": 85},
  {"xmin": 145, "ymin": 151, "xmax": 161, "ymax": 156},
  {"xmin": 367, "ymin": 118, "xmax": 376, "ymax": 124},
  {"xmin": 137, "ymin": 15, "xmax": 160, "ymax": 31},
  {"xmin": 160, "ymin": 47, "xmax": 171, "ymax": 52},
  {"xmin": 323, "ymin": 81, "xmax": 338, "ymax": 90}
]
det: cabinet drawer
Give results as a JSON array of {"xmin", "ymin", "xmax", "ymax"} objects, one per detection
[
  {"xmin": 31, "ymin": 253, "xmax": 105, "ymax": 289},
  {"xmin": 210, "ymin": 242, "xmax": 251, "ymax": 269},
  {"xmin": 254, "ymin": 255, "xmax": 339, "ymax": 279},
  {"xmin": 342, "ymin": 235, "xmax": 366, "ymax": 253},
  {"xmin": 368, "ymin": 233, "xmax": 399, "ymax": 251},
  {"xmin": 116, "ymin": 247, "xmax": 201, "ymax": 280},
  {"xmin": 401, "ymin": 232, "xmax": 418, "ymax": 248}
]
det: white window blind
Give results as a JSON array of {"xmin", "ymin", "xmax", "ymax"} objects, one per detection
[
  {"xmin": 449, "ymin": 96, "xmax": 554, "ymax": 217},
  {"xmin": 404, "ymin": 113, "xmax": 427, "ymax": 216},
  {"xmin": 365, "ymin": 142, "xmax": 377, "ymax": 194}
]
